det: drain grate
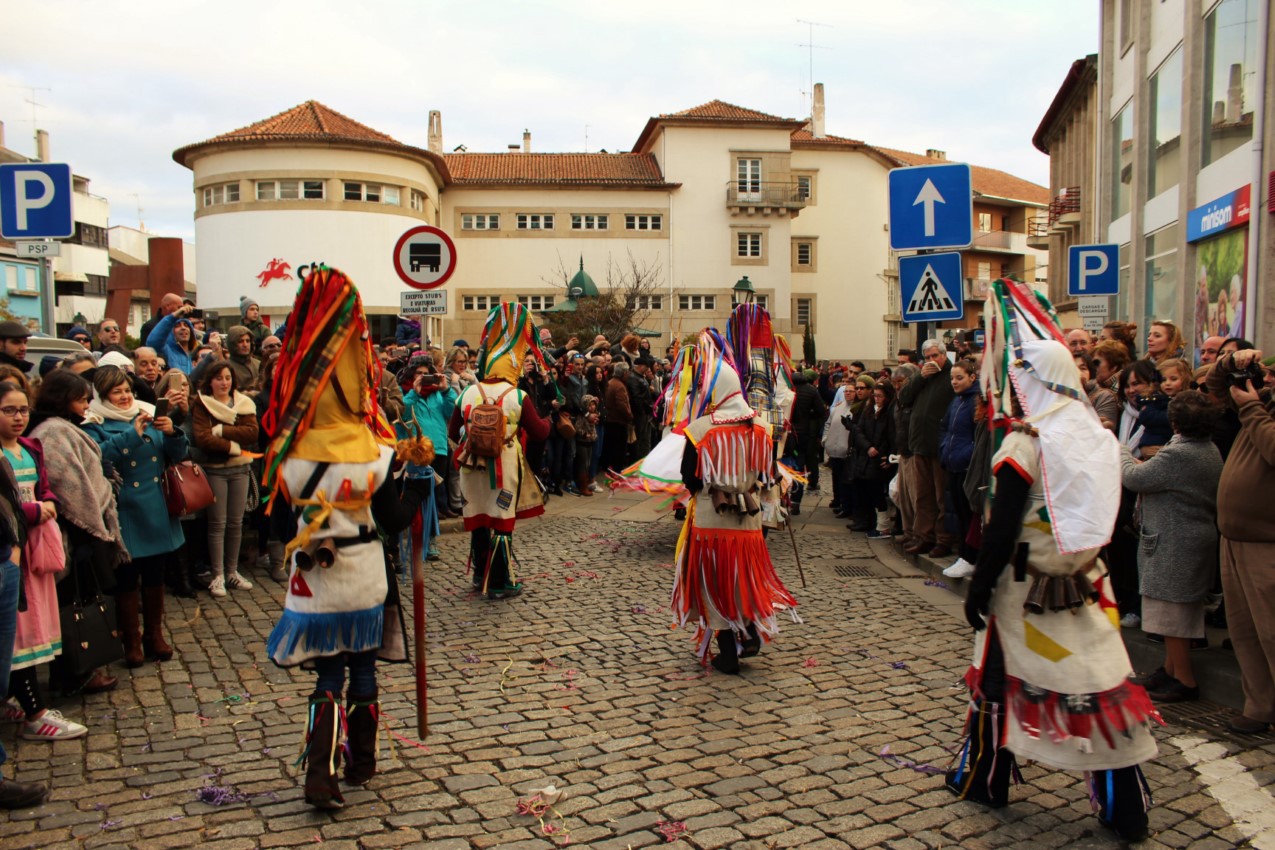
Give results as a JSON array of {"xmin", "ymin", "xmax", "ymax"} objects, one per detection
[
  {"xmin": 1158, "ymin": 699, "xmax": 1275, "ymax": 749},
  {"xmin": 833, "ymin": 561, "xmax": 887, "ymax": 578}
]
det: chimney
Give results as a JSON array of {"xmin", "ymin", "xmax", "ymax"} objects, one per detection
[
  {"xmin": 0, "ymin": 121, "xmax": 5, "ymax": 150},
  {"xmin": 812, "ymin": 83, "xmax": 826, "ymax": 139},
  {"xmin": 35, "ymin": 129, "xmax": 49, "ymax": 162},
  {"xmin": 523, "ymin": 129, "xmax": 531, "ymax": 153},
  {"xmin": 507, "ymin": 144, "xmax": 520, "ymax": 153},
  {"xmin": 1213, "ymin": 101, "xmax": 1226, "ymax": 125},
  {"xmin": 926, "ymin": 149, "xmax": 946, "ymax": 160},
  {"xmin": 1227, "ymin": 62, "xmax": 1243, "ymax": 122},
  {"xmin": 427, "ymin": 110, "xmax": 443, "ymax": 154}
]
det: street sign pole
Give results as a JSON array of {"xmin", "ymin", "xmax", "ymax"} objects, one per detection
[{"xmin": 41, "ymin": 255, "xmax": 54, "ymax": 335}]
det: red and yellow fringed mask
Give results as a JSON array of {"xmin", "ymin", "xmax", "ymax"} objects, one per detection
[
  {"xmin": 475, "ymin": 301, "xmax": 545, "ymax": 384},
  {"xmin": 261, "ymin": 265, "xmax": 395, "ymax": 503}
]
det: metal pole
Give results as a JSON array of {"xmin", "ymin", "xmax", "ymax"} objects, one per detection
[
  {"xmin": 41, "ymin": 254, "xmax": 55, "ymax": 334},
  {"xmin": 1244, "ymin": 0, "xmax": 1268, "ymax": 344}
]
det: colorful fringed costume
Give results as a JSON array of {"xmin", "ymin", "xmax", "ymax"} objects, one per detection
[
  {"xmin": 669, "ymin": 331, "xmax": 799, "ymax": 672},
  {"xmin": 261, "ymin": 265, "xmax": 428, "ymax": 809},
  {"xmin": 946, "ymin": 279, "xmax": 1159, "ymax": 842},
  {"xmin": 447, "ymin": 302, "xmax": 551, "ymax": 599}
]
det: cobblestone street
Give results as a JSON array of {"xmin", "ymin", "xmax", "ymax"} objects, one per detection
[{"xmin": 2, "ymin": 490, "xmax": 1274, "ymax": 850}]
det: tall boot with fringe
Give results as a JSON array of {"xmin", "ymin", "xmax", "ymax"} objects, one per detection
[
  {"xmin": 344, "ymin": 690, "xmax": 380, "ymax": 787},
  {"xmin": 944, "ymin": 699, "xmax": 1016, "ymax": 808},
  {"xmin": 302, "ymin": 691, "xmax": 345, "ymax": 810},
  {"xmin": 1091, "ymin": 766, "xmax": 1150, "ymax": 843}
]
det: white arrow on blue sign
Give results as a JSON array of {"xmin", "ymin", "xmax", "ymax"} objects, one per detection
[
  {"xmin": 0, "ymin": 163, "xmax": 74, "ymax": 240},
  {"xmin": 1067, "ymin": 243, "xmax": 1119, "ymax": 297},
  {"xmin": 900, "ymin": 251, "xmax": 964, "ymax": 323},
  {"xmin": 888, "ymin": 163, "xmax": 973, "ymax": 251}
]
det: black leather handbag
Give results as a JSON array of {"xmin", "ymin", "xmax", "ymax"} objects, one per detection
[{"xmin": 58, "ymin": 560, "xmax": 123, "ymax": 678}]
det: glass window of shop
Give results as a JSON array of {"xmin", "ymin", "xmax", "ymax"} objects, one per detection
[
  {"xmin": 1111, "ymin": 103, "xmax": 1134, "ymax": 219},
  {"xmin": 1143, "ymin": 224, "xmax": 1179, "ymax": 334},
  {"xmin": 1147, "ymin": 48, "xmax": 1182, "ymax": 197},
  {"xmin": 1115, "ymin": 243, "xmax": 1131, "ymax": 323},
  {"xmin": 1201, "ymin": 0, "xmax": 1258, "ymax": 166}
]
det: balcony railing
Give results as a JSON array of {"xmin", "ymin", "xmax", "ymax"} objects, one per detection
[
  {"xmin": 725, "ymin": 181, "xmax": 809, "ymax": 210},
  {"xmin": 1047, "ymin": 187, "xmax": 1081, "ymax": 227}
]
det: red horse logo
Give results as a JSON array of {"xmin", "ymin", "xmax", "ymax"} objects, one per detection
[{"xmin": 256, "ymin": 258, "xmax": 292, "ymax": 287}]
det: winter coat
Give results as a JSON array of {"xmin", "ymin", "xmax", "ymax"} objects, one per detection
[
  {"xmin": 822, "ymin": 395, "xmax": 854, "ymax": 460},
  {"xmin": 1120, "ymin": 435, "xmax": 1222, "ymax": 603},
  {"xmin": 83, "ymin": 418, "xmax": 188, "ymax": 558},
  {"xmin": 403, "ymin": 385, "xmax": 458, "ymax": 457},
  {"xmin": 145, "ymin": 313, "xmax": 199, "ymax": 375},
  {"xmin": 1208, "ymin": 353, "xmax": 1275, "ymax": 542},
  {"xmin": 604, "ymin": 377, "xmax": 633, "ymax": 424},
  {"xmin": 191, "ymin": 392, "xmax": 259, "ymax": 468},
  {"xmin": 899, "ymin": 359, "xmax": 954, "ymax": 457},
  {"xmin": 894, "ymin": 392, "xmax": 914, "ymax": 457},
  {"xmin": 790, "ymin": 373, "xmax": 828, "ymax": 438},
  {"xmin": 1084, "ymin": 381, "xmax": 1120, "ymax": 431},
  {"xmin": 938, "ymin": 387, "xmax": 980, "ymax": 474},
  {"xmin": 852, "ymin": 402, "xmax": 896, "ymax": 481},
  {"xmin": 1133, "ymin": 392, "xmax": 1172, "ymax": 448}
]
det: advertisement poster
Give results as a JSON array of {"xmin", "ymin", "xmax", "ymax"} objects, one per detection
[{"xmin": 1192, "ymin": 227, "xmax": 1249, "ymax": 360}]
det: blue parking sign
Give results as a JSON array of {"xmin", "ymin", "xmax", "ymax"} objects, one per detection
[
  {"xmin": 0, "ymin": 163, "xmax": 74, "ymax": 239},
  {"xmin": 1067, "ymin": 244, "xmax": 1119, "ymax": 297}
]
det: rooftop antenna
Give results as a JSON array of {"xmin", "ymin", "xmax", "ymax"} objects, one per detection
[
  {"xmin": 796, "ymin": 19, "xmax": 832, "ymax": 116},
  {"xmin": 584, "ymin": 124, "xmax": 590, "ymax": 153},
  {"xmin": 7, "ymin": 86, "xmax": 51, "ymax": 154},
  {"xmin": 132, "ymin": 193, "xmax": 145, "ymax": 231}
]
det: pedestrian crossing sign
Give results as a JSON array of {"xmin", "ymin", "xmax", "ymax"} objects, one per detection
[{"xmin": 899, "ymin": 251, "xmax": 964, "ymax": 323}]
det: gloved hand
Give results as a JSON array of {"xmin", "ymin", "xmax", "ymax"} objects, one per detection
[
  {"xmin": 840, "ymin": 414, "xmax": 853, "ymax": 430},
  {"xmin": 964, "ymin": 582, "xmax": 992, "ymax": 631}
]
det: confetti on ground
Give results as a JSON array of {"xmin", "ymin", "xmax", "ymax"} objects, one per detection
[
  {"xmin": 462, "ymin": 653, "xmax": 481, "ymax": 664},
  {"xmin": 879, "ymin": 744, "xmax": 945, "ymax": 775},
  {"xmin": 631, "ymin": 603, "xmax": 649, "ymax": 614},
  {"xmin": 802, "ymin": 657, "xmax": 819, "ymax": 668},
  {"xmin": 515, "ymin": 787, "xmax": 572, "ymax": 846},
  {"xmin": 499, "ymin": 658, "xmax": 515, "ymax": 694},
  {"xmin": 890, "ymin": 661, "xmax": 908, "ymax": 669},
  {"xmin": 924, "ymin": 579, "xmax": 951, "ymax": 590},
  {"xmin": 656, "ymin": 819, "xmax": 688, "ymax": 842}
]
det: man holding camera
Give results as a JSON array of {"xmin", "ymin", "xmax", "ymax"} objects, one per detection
[{"xmin": 1207, "ymin": 349, "xmax": 1275, "ymax": 735}]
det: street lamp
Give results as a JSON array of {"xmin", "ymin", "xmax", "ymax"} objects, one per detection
[{"xmin": 732, "ymin": 275, "xmax": 756, "ymax": 304}]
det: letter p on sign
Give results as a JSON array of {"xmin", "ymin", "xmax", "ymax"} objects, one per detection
[
  {"xmin": 1067, "ymin": 244, "xmax": 1120, "ymax": 297},
  {"xmin": 0, "ymin": 163, "xmax": 75, "ymax": 239}
]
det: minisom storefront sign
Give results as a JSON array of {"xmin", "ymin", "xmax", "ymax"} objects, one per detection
[{"xmin": 1187, "ymin": 184, "xmax": 1250, "ymax": 243}]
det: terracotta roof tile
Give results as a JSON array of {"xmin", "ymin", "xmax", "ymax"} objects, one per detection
[
  {"xmin": 874, "ymin": 146, "xmax": 1049, "ymax": 205},
  {"xmin": 662, "ymin": 100, "xmax": 793, "ymax": 122},
  {"xmin": 443, "ymin": 153, "xmax": 673, "ymax": 187},
  {"xmin": 790, "ymin": 128, "xmax": 866, "ymax": 146}
]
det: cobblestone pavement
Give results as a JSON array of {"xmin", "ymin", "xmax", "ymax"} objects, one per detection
[{"xmin": 2, "ymin": 489, "xmax": 1274, "ymax": 850}]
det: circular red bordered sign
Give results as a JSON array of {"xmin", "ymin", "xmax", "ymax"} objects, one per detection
[{"xmin": 392, "ymin": 225, "xmax": 457, "ymax": 290}]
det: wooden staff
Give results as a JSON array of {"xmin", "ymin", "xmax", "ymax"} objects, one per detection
[
  {"xmin": 786, "ymin": 517, "xmax": 808, "ymax": 588},
  {"xmin": 412, "ymin": 478, "xmax": 431, "ymax": 738}
]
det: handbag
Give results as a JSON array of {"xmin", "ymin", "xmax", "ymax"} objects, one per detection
[
  {"xmin": 162, "ymin": 460, "xmax": 216, "ymax": 517},
  {"xmin": 555, "ymin": 411, "xmax": 576, "ymax": 440},
  {"xmin": 58, "ymin": 557, "xmax": 123, "ymax": 678}
]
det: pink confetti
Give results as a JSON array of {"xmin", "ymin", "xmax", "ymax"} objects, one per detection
[
  {"xmin": 802, "ymin": 657, "xmax": 819, "ymax": 668},
  {"xmin": 656, "ymin": 820, "xmax": 688, "ymax": 842}
]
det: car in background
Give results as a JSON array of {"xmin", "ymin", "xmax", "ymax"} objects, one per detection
[{"xmin": 23, "ymin": 335, "xmax": 89, "ymax": 373}]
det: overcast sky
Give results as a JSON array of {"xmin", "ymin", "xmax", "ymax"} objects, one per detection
[{"xmin": 0, "ymin": 0, "xmax": 1098, "ymax": 242}]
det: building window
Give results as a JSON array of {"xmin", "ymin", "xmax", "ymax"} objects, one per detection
[
  {"xmin": 795, "ymin": 298, "xmax": 813, "ymax": 327},
  {"xmin": 678, "ymin": 294, "xmax": 716, "ymax": 311},
  {"xmin": 976, "ymin": 262, "xmax": 992, "ymax": 280},
  {"xmin": 1000, "ymin": 263, "xmax": 1011, "ymax": 279},
  {"xmin": 737, "ymin": 232, "xmax": 762, "ymax": 258},
  {"xmin": 625, "ymin": 214, "xmax": 662, "ymax": 231},
  {"xmin": 461, "ymin": 214, "xmax": 500, "ymax": 231},
  {"xmin": 202, "ymin": 182, "xmax": 240, "ymax": 207},
  {"xmin": 977, "ymin": 213, "xmax": 993, "ymax": 233},
  {"xmin": 796, "ymin": 175, "xmax": 812, "ymax": 201},
  {"xmin": 626, "ymin": 294, "xmax": 663, "ymax": 310},
  {"xmin": 1201, "ymin": 0, "xmax": 1258, "ymax": 166},
  {"xmin": 462, "ymin": 295, "xmax": 501, "ymax": 311},
  {"xmin": 1110, "ymin": 103, "xmax": 1134, "ymax": 219},
  {"xmin": 517, "ymin": 295, "xmax": 555, "ymax": 311},
  {"xmin": 344, "ymin": 182, "xmax": 396, "ymax": 203},
  {"xmin": 796, "ymin": 243, "xmax": 813, "ymax": 265},
  {"xmin": 256, "ymin": 180, "xmax": 323, "ymax": 201},
  {"xmin": 736, "ymin": 158, "xmax": 761, "ymax": 198},
  {"xmin": 1147, "ymin": 47, "xmax": 1183, "ymax": 197},
  {"xmin": 410, "ymin": 190, "xmax": 426, "ymax": 211},
  {"xmin": 571, "ymin": 214, "xmax": 608, "ymax": 231},
  {"xmin": 1119, "ymin": 0, "xmax": 1133, "ymax": 52},
  {"xmin": 731, "ymin": 294, "xmax": 768, "ymax": 310},
  {"xmin": 383, "ymin": 186, "xmax": 400, "ymax": 205},
  {"xmin": 69, "ymin": 223, "xmax": 108, "ymax": 248},
  {"xmin": 1143, "ymin": 224, "xmax": 1179, "ymax": 335},
  {"xmin": 516, "ymin": 213, "xmax": 554, "ymax": 230}
]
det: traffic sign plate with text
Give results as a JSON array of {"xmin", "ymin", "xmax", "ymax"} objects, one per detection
[{"xmin": 400, "ymin": 289, "xmax": 448, "ymax": 315}]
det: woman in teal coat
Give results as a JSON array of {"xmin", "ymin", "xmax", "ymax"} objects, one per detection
[
  {"xmin": 398, "ymin": 356, "xmax": 457, "ymax": 559},
  {"xmin": 83, "ymin": 366, "xmax": 188, "ymax": 667}
]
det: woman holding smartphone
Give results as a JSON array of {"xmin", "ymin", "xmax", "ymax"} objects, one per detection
[
  {"xmin": 83, "ymin": 366, "xmax": 188, "ymax": 667},
  {"xmin": 192, "ymin": 362, "xmax": 259, "ymax": 598}
]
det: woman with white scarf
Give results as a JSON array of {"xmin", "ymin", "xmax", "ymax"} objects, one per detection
[
  {"xmin": 83, "ymin": 365, "xmax": 188, "ymax": 667},
  {"xmin": 191, "ymin": 362, "xmax": 259, "ymax": 598}
]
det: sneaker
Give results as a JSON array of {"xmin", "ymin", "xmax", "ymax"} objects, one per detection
[
  {"xmin": 942, "ymin": 558, "xmax": 977, "ymax": 579},
  {"xmin": 1119, "ymin": 613, "xmax": 1141, "ymax": 629},
  {"xmin": 2, "ymin": 699, "xmax": 24, "ymax": 723},
  {"xmin": 21, "ymin": 709, "xmax": 88, "ymax": 741},
  {"xmin": 589, "ymin": 482, "xmax": 601, "ymax": 493},
  {"xmin": 1147, "ymin": 677, "xmax": 1199, "ymax": 704},
  {"xmin": 208, "ymin": 576, "xmax": 227, "ymax": 598},
  {"xmin": 866, "ymin": 529, "xmax": 893, "ymax": 539},
  {"xmin": 427, "ymin": 547, "xmax": 441, "ymax": 562},
  {"xmin": 225, "ymin": 573, "xmax": 253, "ymax": 590},
  {"xmin": 488, "ymin": 583, "xmax": 524, "ymax": 601}
]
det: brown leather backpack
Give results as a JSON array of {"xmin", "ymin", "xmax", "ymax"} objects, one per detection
[{"xmin": 467, "ymin": 385, "xmax": 514, "ymax": 458}]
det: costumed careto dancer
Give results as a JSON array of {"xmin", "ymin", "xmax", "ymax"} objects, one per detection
[
  {"xmin": 667, "ymin": 330, "xmax": 799, "ymax": 673},
  {"xmin": 262, "ymin": 266, "xmax": 429, "ymax": 810},
  {"xmin": 946, "ymin": 279, "xmax": 1160, "ymax": 842},
  {"xmin": 448, "ymin": 302, "xmax": 550, "ymax": 600}
]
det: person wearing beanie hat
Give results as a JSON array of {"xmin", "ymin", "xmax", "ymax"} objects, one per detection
[
  {"xmin": 64, "ymin": 326, "xmax": 92, "ymax": 347},
  {"xmin": 239, "ymin": 297, "xmax": 269, "ymax": 351}
]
